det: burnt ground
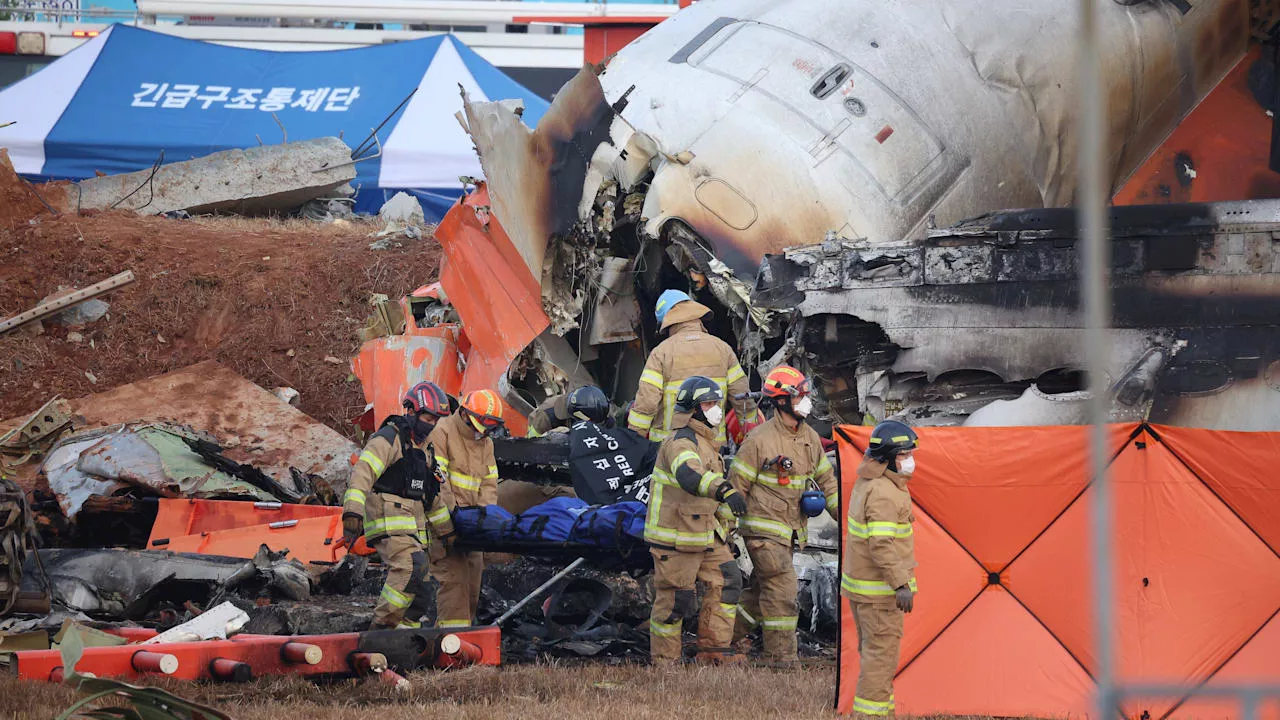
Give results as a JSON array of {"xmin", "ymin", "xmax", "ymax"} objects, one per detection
[{"xmin": 0, "ymin": 199, "xmax": 440, "ymax": 438}]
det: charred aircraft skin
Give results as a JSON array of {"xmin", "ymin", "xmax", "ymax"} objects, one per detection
[{"xmin": 754, "ymin": 199, "xmax": 1280, "ymax": 431}]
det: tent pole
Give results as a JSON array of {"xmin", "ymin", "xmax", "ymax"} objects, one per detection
[{"xmin": 1077, "ymin": 0, "xmax": 1115, "ymax": 717}]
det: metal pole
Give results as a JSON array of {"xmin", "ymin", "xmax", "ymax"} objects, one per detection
[
  {"xmin": 494, "ymin": 557, "xmax": 587, "ymax": 625},
  {"xmin": 1078, "ymin": 0, "xmax": 1115, "ymax": 719}
]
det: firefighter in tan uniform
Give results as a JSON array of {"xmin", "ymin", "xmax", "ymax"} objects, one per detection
[
  {"xmin": 627, "ymin": 289, "xmax": 760, "ymax": 445},
  {"xmin": 729, "ymin": 365, "xmax": 839, "ymax": 665},
  {"xmin": 341, "ymin": 382, "xmax": 456, "ymax": 630},
  {"xmin": 428, "ymin": 388, "xmax": 505, "ymax": 628},
  {"xmin": 645, "ymin": 375, "xmax": 750, "ymax": 665},
  {"xmin": 842, "ymin": 420, "xmax": 919, "ymax": 719},
  {"xmin": 526, "ymin": 392, "xmax": 571, "ymax": 437}
]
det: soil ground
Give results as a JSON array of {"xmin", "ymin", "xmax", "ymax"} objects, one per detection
[
  {"xmin": 0, "ymin": 662, "xmax": 840, "ymax": 720},
  {"xmin": 0, "ymin": 200, "xmax": 439, "ymax": 438}
]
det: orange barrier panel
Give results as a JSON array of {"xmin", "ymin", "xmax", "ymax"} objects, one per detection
[
  {"xmin": 148, "ymin": 499, "xmax": 373, "ymax": 560},
  {"xmin": 835, "ymin": 423, "xmax": 1280, "ymax": 719},
  {"xmin": 158, "ymin": 515, "xmax": 348, "ymax": 564},
  {"xmin": 148, "ymin": 499, "xmax": 342, "ymax": 546}
]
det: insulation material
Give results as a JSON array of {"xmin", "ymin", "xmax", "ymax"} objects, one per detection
[{"xmin": 835, "ymin": 424, "xmax": 1280, "ymax": 718}]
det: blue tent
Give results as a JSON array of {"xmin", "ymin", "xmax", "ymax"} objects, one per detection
[{"xmin": 0, "ymin": 25, "xmax": 549, "ymax": 218}]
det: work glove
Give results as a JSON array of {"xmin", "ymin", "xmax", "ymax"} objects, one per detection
[
  {"xmin": 895, "ymin": 585, "xmax": 915, "ymax": 614},
  {"xmin": 340, "ymin": 513, "xmax": 363, "ymax": 548},
  {"xmin": 715, "ymin": 484, "xmax": 749, "ymax": 517}
]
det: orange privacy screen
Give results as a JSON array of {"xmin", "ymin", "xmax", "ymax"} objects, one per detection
[{"xmin": 835, "ymin": 424, "xmax": 1280, "ymax": 719}]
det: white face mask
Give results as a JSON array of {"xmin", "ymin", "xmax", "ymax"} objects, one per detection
[
  {"xmin": 793, "ymin": 396, "xmax": 813, "ymax": 418},
  {"xmin": 897, "ymin": 455, "xmax": 916, "ymax": 475},
  {"xmin": 702, "ymin": 405, "xmax": 724, "ymax": 427}
]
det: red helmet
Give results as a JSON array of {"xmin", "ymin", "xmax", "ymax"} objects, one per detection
[
  {"xmin": 403, "ymin": 381, "xmax": 450, "ymax": 419},
  {"xmin": 762, "ymin": 365, "xmax": 810, "ymax": 399},
  {"xmin": 460, "ymin": 389, "xmax": 506, "ymax": 434}
]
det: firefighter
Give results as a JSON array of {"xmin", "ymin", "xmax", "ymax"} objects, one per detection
[
  {"xmin": 627, "ymin": 289, "xmax": 760, "ymax": 445},
  {"xmin": 730, "ymin": 365, "xmax": 839, "ymax": 666},
  {"xmin": 842, "ymin": 420, "xmax": 919, "ymax": 719},
  {"xmin": 526, "ymin": 392, "xmax": 571, "ymax": 437},
  {"xmin": 341, "ymin": 381, "xmax": 455, "ymax": 630},
  {"xmin": 428, "ymin": 388, "xmax": 505, "ymax": 628},
  {"xmin": 645, "ymin": 375, "xmax": 750, "ymax": 665},
  {"xmin": 527, "ymin": 385, "xmax": 612, "ymax": 437}
]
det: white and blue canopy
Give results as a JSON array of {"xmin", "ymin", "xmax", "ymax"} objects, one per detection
[{"xmin": 0, "ymin": 25, "xmax": 548, "ymax": 218}]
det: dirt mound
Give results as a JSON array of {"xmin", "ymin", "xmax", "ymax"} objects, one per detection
[
  {"xmin": 0, "ymin": 149, "xmax": 55, "ymax": 228},
  {"xmin": 0, "ymin": 211, "xmax": 439, "ymax": 437}
]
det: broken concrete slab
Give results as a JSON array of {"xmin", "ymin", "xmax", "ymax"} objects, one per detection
[{"xmin": 60, "ymin": 137, "xmax": 356, "ymax": 217}]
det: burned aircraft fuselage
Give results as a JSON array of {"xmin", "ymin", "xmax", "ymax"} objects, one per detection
[{"xmin": 755, "ymin": 200, "xmax": 1280, "ymax": 431}]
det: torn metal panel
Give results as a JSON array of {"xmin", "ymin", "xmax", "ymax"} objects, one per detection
[
  {"xmin": 757, "ymin": 198, "xmax": 1280, "ymax": 430},
  {"xmin": 65, "ymin": 361, "xmax": 357, "ymax": 490},
  {"xmin": 459, "ymin": 69, "xmax": 617, "ymax": 283},
  {"xmin": 40, "ymin": 426, "xmax": 130, "ymax": 519},
  {"xmin": 140, "ymin": 602, "xmax": 249, "ymax": 645},
  {"xmin": 586, "ymin": 257, "xmax": 641, "ymax": 345}
]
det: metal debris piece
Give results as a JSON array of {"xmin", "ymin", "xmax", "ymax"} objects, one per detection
[
  {"xmin": 0, "ymin": 396, "xmax": 72, "ymax": 465},
  {"xmin": 0, "ymin": 272, "xmax": 134, "ymax": 336},
  {"xmin": 141, "ymin": 601, "xmax": 249, "ymax": 645}
]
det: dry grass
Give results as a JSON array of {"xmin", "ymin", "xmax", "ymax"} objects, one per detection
[{"xmin": 0, "ymin": 662, "xmax": 838, "ymax": 720}]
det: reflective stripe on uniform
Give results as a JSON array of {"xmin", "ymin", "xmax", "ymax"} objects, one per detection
[
  {"xmin": 342, "ymin": 488, "xmax": 367, "ymax": 507},
  {"xmin": 380, "ymin": 584, "xmax": 411, "ymax": 609},
  {"xmin": 719, "ymin": 603, "xmax": 738, "ymax": 619},
  {"xmin": 698, "ymin": 470, "xmax": 721, "ymax": 497},
  {"xmin": 753, "ymin": 470, "xmax": 813, "ymax": 491},
  {"xmin": 640, "ymin": 369, "xmax": 664, "ymax": 388},
  {"xmin": 671, "ymin": 450, "xmax": 700, "ymax": 472},
  {"xmin": 628, "ymin": 409, "xmax": 654, "ymax": 430},
  {"xmin": 740, "ymin": 516, "xmax": 793, "ymax": 541},
  {"xmin": 825, "ymin": 494, "xmax": 839, "ymax": 513},
  {"xmin": 438, "ymin": 619, "xmax": 470, "ymax": 628},
  {"xmin": 428, "ymin": 505, "xmax": 451, "ymax": 527},
  {"xmin": 365, "ymin": 516, "xmax": 418, "ymax": 536},
  {"xmin": 847, "ymin": 518, "xmax": 913, "ymax": 538},
  {"xmin": 731, "ymin": 457, "xmax": 758, "ymax": 481},
  {"xmin": 644, "ymin": 524, "xmax": 714, "ymax": 547},
  {"xmin": 841, "ymin": 574, "xmax": 918, "ymax": 596},
  {"xmin": 396, "ymin": 618, "xmax": 422, "ymax": 629},
  {"xmin": 486, "ymin": 465, "xmax": 499, "ymax": 480},
  {"xmin": 359, "ymin": 450, "xmax": 386, "ymax": 476},
  {"xmin": 853, "ymin": 696, "xmax": 895, "ymax": 716},
  {"xmin": 418, "ymin": 530, "xmax": 429, "ymax": 544},
  {"xmin": 449, "ymin": 472, "xmax": 482, "ymax": 492},
  {"xmin": 727, "ymin": 364, "xmax": 746, "ymax": 384},
  {"xmin": 816, "ymin": 455, "xmax": 834, "ymax": 475},
  {"xmin": 650, "ymin": 617, "xmax": 681, "ymax": 638},
  {"xmin": 760, "ymin": 616, "xmax": 798, "ymax": 631}
]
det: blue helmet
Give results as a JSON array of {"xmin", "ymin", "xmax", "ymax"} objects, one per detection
[
  {"xmin": 655, "ymin": 289, "xmax": 692, "ymax": 324},
  {"xmin": 800, "ymin": 489, "xmax": 827, "ymax": 518}
]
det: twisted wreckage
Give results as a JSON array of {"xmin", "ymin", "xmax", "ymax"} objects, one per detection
[{"xmin": 352, "ymin": 0, "xmax": 1280, "ymax": 434}]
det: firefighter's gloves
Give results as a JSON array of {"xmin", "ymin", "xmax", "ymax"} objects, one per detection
[
  {"xmin": 716, "ymin": 483, "xmax": 749, "ymax": 517},
  {"xmin": 895, "ymin": 585, "xmax": 915, "ymax": 614},
  {"xmin": 340, "ymin": 513, "xmax": 364, "ymax": 548}
]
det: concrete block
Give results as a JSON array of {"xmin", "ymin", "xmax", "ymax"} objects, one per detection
[{"xmin": 66, "ymin": 137, "xmax": 357, "ymax": 216}]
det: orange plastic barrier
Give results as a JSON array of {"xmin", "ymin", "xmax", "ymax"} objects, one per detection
[
  {"xmin": 835, "ymin": 423, "xmax": 1280, "ymax": 719},
  {"xmin": 148, "ymin": 499, "xmax": 373, "ymax": 560}
]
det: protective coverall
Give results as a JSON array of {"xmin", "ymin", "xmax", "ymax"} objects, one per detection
[
  {"xmin": 645, "ymin": 415, "xmax": 743, "ymax": 662},
  {"xmin": 427, "ymin": 412, "xmax": 499, "ymax": 628},
  {"xmin": 343, "ymin": 421, "xmax": 455, "ymax": 629},
  {"xmin": 627, "ymin": 316, "xmax": 758, "ymax": 445},
  {"xmin": 729, "ymin": 415, "xmax": 839, "ymax": 662},
  {"xmin": 841, "ymin": 458, "xmax": 918, "ymax": 718}
]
